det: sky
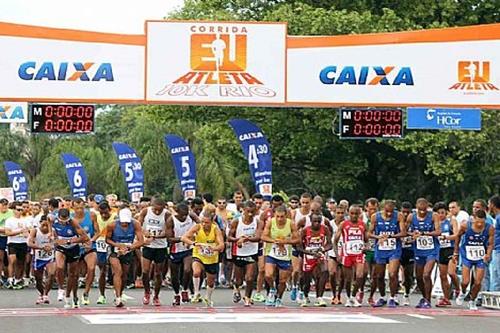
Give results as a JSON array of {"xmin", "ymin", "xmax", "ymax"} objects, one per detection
[{"xmin": 0, "ymin": 0, "xmax": 185, "ymax": 34}]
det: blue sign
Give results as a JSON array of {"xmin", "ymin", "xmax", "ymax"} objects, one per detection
[
  {"xmin": 164, "ymin": 134, "xmax": 197, "ymax": 199},
  {"xmin": 228, "ymin": 119, "xmax": 273, "ymax": 199},
  {"xmin": 407, "ymin": 108, "xmax": 481, "ymax": 130},
  {"xmin": 60, "ymin": 153, "xmax": 87, "ymax": 199},
  {"xmin": 112, "ymin": 142, "xmax": 144, "ymax": 202},
  {"xmin": 3, "ymin": 161, "xmax": 28, "ymax": 200}
]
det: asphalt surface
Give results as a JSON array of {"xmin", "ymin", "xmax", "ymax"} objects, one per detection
[{"xmin": 1, "ymin": 287, "xmax": 499, "ymax": 333}]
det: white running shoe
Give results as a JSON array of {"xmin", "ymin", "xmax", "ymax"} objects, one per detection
[
  {"xmin": 468, "ymin": 301, "xmax": 478, "ymax": 311},
  {"xmin": 403, "ymin": 295, "xmax": 410, "ymax": 306},
  {"xmin": 352, "ymin": 298, "xmax": 362, "ymax": 307},
  {"xmin": 64, "ymin": 297, "xmax": 72, "ymax": 309},
  {"xmin": 58, "ymin": 289, "xmax": 65, "ymax": 302},
  {"xmin": 456, "ymin": 292, "xmax": 465, "ymax": 306},
  {"xmin": 345, "ymin": 298, "xmax": 354, "ymax": 307}
]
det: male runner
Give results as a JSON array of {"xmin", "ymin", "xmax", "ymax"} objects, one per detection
[
  {"xmin": 73, "ymin": 198, "xmax": 99, "ymax": 305},
  {"xmin": 408, "ymin": 198, "xmax": 441, "ymax": 308},
  {"xmin": 335, "ymin": 205, "xmax": 367, "ymax": 307},
  {"xmin": 299, "ymin": 213, "xmax": 332, "ymax": 307},
  {"xmin": 400, "ymin": 201, "xmax": 415, "ymax": 306},
  {"xmin": 363, "ymin": 198, "xmax": 379, "ymax": 305},
  {"xmin": 369, "ymin": 200, "xmax": 406, "ymax": 308},
  {"xmin": 228, "ymin": 200, "xmax": 262, "ymax": 306},
  {"xmin": 455, "ymin": 209, "xmax": 494, "ymax": 310},
  {"xmin": 95, "ymin": 201, "xmax": 116, "ymax": 304},
  {"xmin": 290, "ymin": 192, "xmax": 312, "ymax": 302},
  {"xmin": 434, "ymin": 202, "xmax": 459, "ymax": 307},
  {"xmin": 261, "ymin": 205, "xmax": 300, "ymax": 307},
  {"xmin": 52, "ymin": 208, "xmax": 88, "ymax": 308},
  {"xmin": 328, "ymin": 206, "xmax": 345, "ymax": 305},
  {"xmin": 138, "ymin": 196, "xmax": 169, "ymax": 306},
  {"xmin": 106, "ymin": 208, "xmax": 144, "ymax": 307},
  {"xmin": 181, "ymin": 204, "xmax": 225, "ymax": 307},
  {"xmin": 0, "ymin": 198, "xmax": 13, "ymax": 288},
  {"xmin": 28, "ymin": 215, "xmax": 55, "ymax": 304},
  {"xmin": 5, "ymin": 201, "xmax": 33, "ymax": 289},
  {"xmin": 167, "ymin": 202, "xmax": 198, "ymax": 305}
]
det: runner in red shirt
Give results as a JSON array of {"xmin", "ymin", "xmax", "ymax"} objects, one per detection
[{"xmin": 334, "ymin": 205, "xmax": 367, "ymax": 307}]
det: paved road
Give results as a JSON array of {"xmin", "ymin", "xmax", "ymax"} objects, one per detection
[{"xmin": 1, "ymin": 288, "xmax": 499, "ymax": 333}]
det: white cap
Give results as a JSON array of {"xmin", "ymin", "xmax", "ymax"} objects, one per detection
[{"xmin": 119, "ymin": 208, "xmax": 132, "ymax": 223}]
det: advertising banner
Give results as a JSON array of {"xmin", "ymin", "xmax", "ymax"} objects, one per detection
[
  {"xmin": 164, "ymin": 134, "xmax": 197, "ymax": 199},
  {"xmin": 112, "ymin": 142, "xmax": 144, "ymax": 202},
  {"xmin": 60, "ymin": 153, "xmax": 88, "ymax": 199},
  {"xmin": 3, "ymin": 161, "xmax": 28, "ymax": 200}
]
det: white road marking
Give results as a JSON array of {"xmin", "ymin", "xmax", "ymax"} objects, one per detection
[
  {"xmin": 81, "ymin": 312, "xmax": 402, "ymax": 324},
  {"xmin": 407, "ymin": 314, "xmax": 434, "ymax": 320}
]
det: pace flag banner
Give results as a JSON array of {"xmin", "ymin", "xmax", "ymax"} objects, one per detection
[
  {"xmin": 228, "ymin": 119, "xmax": 273, "ymax": 199},
  {"xmin": 164, "ymin": 134, "xmax": 197, "ymax": 199},
  {"xmin": 3, "ymin": 161, "xmax": 28, "ymax": 200},
  {"xmin": 112, "ymin": 142, "xmax": 144, "ymax": 202},
  {"xmin": 60, "ymin": 153, "xmax": 88, "ymax": 199}
]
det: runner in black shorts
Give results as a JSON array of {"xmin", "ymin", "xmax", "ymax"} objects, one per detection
[{"xmin": 400, "ymin": 201, "xmax": 415, "ymax": 306}]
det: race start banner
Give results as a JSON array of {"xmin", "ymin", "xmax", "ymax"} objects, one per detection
[
  {"xmin": 60, "ymin": 153, "xmax": 88, "ymax": 199},
  {"xmin": 164, "ymin": 134, "xmax": 197, "ymax": 199},
  {"xmin": 228, "ymin": 119, "xmax": 272, "ymax": 199},
  {"xmin": 112, "ymin": 142, "xmax": 144, "ymax": 202},
  {"xmin": 3, "ymin": 161, "xmax": 28, "ymax": 200}
]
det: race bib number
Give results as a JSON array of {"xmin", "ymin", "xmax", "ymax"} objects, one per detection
[
  {"xmin": 114, "ymin": 243, "xmax": 132, "ymax": 254},
  {"xmin": 402, "ymin": 236, "xmax": 413, "ymax": 248},
  {"xmin": 147, "ymin": 226, "xmax": 162, "ymax": 238},
  {"xmin": 305, "ymin": 244, "xmax": 323, "ymax": 260},
  {"xmin": 200, "ymin": 244, "xmax": 215, "ymax": 257},
  {"xmin": 416, "ymin": 236, "xmax": 434, "ymax": 250},
  {"xmin": 465, "ymin": 246, "xmax": 485, "ymax": 261},
  {"xmin": 345, "ymin": 240, "xmax": 364, "ymax": 255},
  {"xmin": 378, "ymin": 238, "xmax": 397, "ymax": 251},
  {"xmin": 366, "ymin": 238, "xmax": 376, "ymax": 251},
  {"xmin": 439, "ymin": 232, "xmax": 451, "ymax": 248},
  {"xmin": 96, "ymin": 240, "xmax": 108, "ymax": 253},
  {"xmin": 271, "ymin": 243, "xmax": 289, "ymax": 258},
  {"xmin": 36, "ymin": 249, "xmax": 53, "ymax": 260}
]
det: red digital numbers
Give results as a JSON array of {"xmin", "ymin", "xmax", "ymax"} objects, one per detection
[
  {"xmin": 36, "ymin": 104, "xmax": 95, "ymax": 134},
  {"xmin": 342, "ymin": 109, "xmax": 403, "ymax": 138}
]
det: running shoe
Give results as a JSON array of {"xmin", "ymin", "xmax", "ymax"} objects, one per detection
[
  {"xmin": 172, "ymin": 294, "xmax": 181, "ymax": 306},
  {"xmin": 297, "ymin": 291, "xmax": 305, "ymax": 303},
  {"xmin": 64, "ymin": 297, "xmax": 72, "ymax": 309},
  {"xmin": 300, "ymin": 297, "xmax": 311, "ymax": 307},
  {"xmin": 403, "ymin": 295, "xmax": 410, "ymax": 306},
  {"xmin": 203, "ymin": 297, "xmax": 214, "ymax": 308},
  {"xmin": 243, "ymin": 296, "xmax": 252, "ymax": 307},
  {"xmin": 233, "ymin": 290, "xmax": 242, "ymax": 303},
  {"xmin": 368, "ymin": 297, "xmax": 375, "ymax": 306},
  {"xmin": 356, "ymin": 291, "xmax": 364, "ymax": 304},
  {"xmin": 415, "ymin": 298, "xmax": 426, "ymax": 309},
  {"xmin": 153, "ymin": 296, "xmax": 161, "ymax": 307},
  {"xmin": 345, "ymin": 298, "xmax": 354, "ymax": 307},
  {"xmin": 35, "ymin": 296, "xmax": 44, "ymax": 305},
  {"xmin": 436, "ymin": 298, "xmax": 450, "ymax": 307},
  {"xmin": 72, "ymin": 297, "xmax": 80, "ymax": 309},
  {"xmin": 115, "ymin": 297, "xmax": 124, "ymax": 308},
  {"xmin": 388, "ymin": 298, "xmax": 397, "ymax": 308},
  {"xmin": 42, "ymin": 295, "xmax": 50, "ymax": 304},
  {"xmin": 252, "ymin": 292, "xmax": 266, "ymax": 303},
  {"xmin": 314, "ymin": 297, "xmax": 327, "ymax": 307},
  {"xmin": 191, "ymin": 293, "xmax": 202, "ymax": 303},
  {"xmin": 181, "ymin": 290, "xmax": 190, "ymax": 303},
  {"xmin": 456, "ymin": 292, "xmax": 465, "ymax": 306},
  {"xmin": 274, "ymin": 298, "xmax": 283, "ymax": 308},
  {"xmin": 468, "ymin": 300, "xmax": 478, "ymax": 311},
  {"xmin": 290, "ymin": 287, "xmax": 298, "ymax": 301},
  {"xmin": 421, "ymin": 300, "xmax": 432, "ymax": 309},
  {"xmin": 143, "ymin": 292, "xmax": 151, "ymax": 305},
  {"xmin": 96, "ymin": 295, "xmax": 107, "ymax": 305},
  {"xmin": 352, "ymin": 298, "xmax": 362, "ymax": 307},
  {"xmin": 58, "ymin": 289, "xmax": 65, "ymax": 302},
  {"xmin": 372, "ymin": 298, "xmax": 387, "ymax": 308},
  {"xmin": 81, "ymin": 294, "xmax": 90, "ymax": 306},
  {"xmin": 266, "ymin": 289, "xmax": 276, "ymax": 306}
]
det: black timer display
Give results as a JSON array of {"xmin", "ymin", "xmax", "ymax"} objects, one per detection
[
  {"xmin": 339, "ymin": 109, "xmax": 403, "ymax": 139},
  {"xmin": 30, "ymin": 104, "xmax": 95, "ymax": 134}
]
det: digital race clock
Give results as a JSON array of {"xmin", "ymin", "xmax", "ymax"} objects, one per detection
[
  {"xmin": 339, "ymin": 108, "xmax": 403, "ymax": 139},
  {"xmin": 30, "ymin": 104, "xmax": 95, "ymax": 134}
]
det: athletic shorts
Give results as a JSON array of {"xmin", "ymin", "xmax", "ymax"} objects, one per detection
[
  {"xmin": 56, "ymin": 246, "xmax": 81, "ymax": 263},
  {"xmin": 414, "ymin": 253, "xmax": 438, "ymax": 266},
  {"xmin": 364, "ymin": 250, "xmax": 375, "ymax": 264},
  {"xmin": 233, "ymin": 254, "xmax": 258, "ymax": 268},
  {"xmin": 265, "ymin": 256, "xmax": 291, "ymax": 271},
  {"xmin": 462, "ymin": 258, "xmax": 486, "ymax": 269},
  {"xmin": 7, "ymin": 243, "xmax": 28, "ymax": 261},
  {"xmin": 80, "ymin": 248, "xmax": 97, "ymax": 261},
  {"xmin": 170, "ymin": 249, "xmax": 192, "ymax": 264},
  {"xmin": 142, "ymin": 247, "xmax": 167, "ymax": 264},
  {"xmin": 342, "ymin": 254, "xmax": 365, "ymax": 268},
  {"xmin": 303, "ymin": 257, "xmax": 326, "ymax": 273},
  {"xmin": 439, "ymin": 247, "xmax": 454, "ymax": 265},
  {"xmin": 400, "ymin": 248, "xmax": 415, "ymax": 266},
  {"xmin": 192, "ymin": 257, "xmax": 218, "ymax": 275},
  {"xmin": 109, "ymin": 251, "xmax": 134, "ymax": 266},
  {"xmin": 97, "ymin": 252, "xmax": 108, "ymax": 265},
  {"xmin": 33, "ymin": 258, "xmax": 53, "ymax": 271},
  {"xmin": 375, "ymin": 248, "xmax": 402, "ymax": 265},
  {"xmin": 0, "ymin": 236, "xmax": 7, "ymax": 251}
]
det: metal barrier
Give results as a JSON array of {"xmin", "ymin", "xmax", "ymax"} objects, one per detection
[{"xmin": 482, "ymin": 292, "xmax": 500, "ymax": 310}]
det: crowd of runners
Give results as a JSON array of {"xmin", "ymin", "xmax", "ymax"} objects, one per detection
[{"xmin": 0, "ymin": 192, "xmax": 499, "ymax": 311}]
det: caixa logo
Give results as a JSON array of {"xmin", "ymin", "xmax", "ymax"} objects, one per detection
[
  {"xmin": 319, "ymin": 66, "xmax": 414, "ymax": 85},
  {"xmin": 18, "ymin": 62, "xmax": 114, "ymax": 81}
]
